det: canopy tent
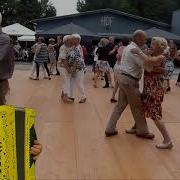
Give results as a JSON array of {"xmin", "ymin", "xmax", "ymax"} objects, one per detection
[
  {"xmin": 18, "ymin": 35, "xmax": 35, "ymax": 41},
  {"xmin": 38, "ymin": 23, "xmax": 97, "ymax": 37},
  {"xmin": 2, "ymin": 23, "xmax": 35, "ymax": 36},
  {"xmin": 146, "ymin": 27, "xmax": 180, "ymax": 41},
  {"xmin": 97, "ymin": 33, "xmax": 132, "ymax": 38}
]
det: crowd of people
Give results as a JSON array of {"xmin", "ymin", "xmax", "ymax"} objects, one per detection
[
  {"xmin": 1, "ymin": 8, "xmax": 180, "ymax": 163},
  {"xmin": 26, "ymin": 30, "xmax": 179, "ymax": 149}
]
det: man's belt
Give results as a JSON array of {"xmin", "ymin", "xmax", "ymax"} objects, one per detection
[{"xmin": 121, "ymin": 73, "xmax": 139, "ymax": 81}]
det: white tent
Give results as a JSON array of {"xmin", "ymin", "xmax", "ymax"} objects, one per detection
[
  {"xmin": 18, "ymin": 35, "xmax": 35, "ymax": 41},
  {"xmin": 2, "ymin": 23, "xmax": 35, "ymax": 36}
]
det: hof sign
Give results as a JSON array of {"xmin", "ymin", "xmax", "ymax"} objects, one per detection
[{"xmin": 100, "ymin": 16, "xmax": 113, "ymax": 27}]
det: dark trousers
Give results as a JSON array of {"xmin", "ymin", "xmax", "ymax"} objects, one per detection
[
  {"xmin": 0, "ymin": 80, "xmax": 9, "ymax": 105},
  {"xmin": 104, "ymin": 73, "xmax": 109, "ymax": 87},
  {"xmin": 56, "ymin": 61, "xmax": 60, "ymax": 75},
  {"xmin": 177, "ymin": 73, "xmax": 180, "ymax": 83},
  {"xmin": 35, "ymin": 62, "xmax": 50, "ymax": 78}
]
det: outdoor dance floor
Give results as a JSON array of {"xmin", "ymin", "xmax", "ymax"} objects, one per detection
[{"xmin": 8, "ymin": 65, "xmax": 180, "ymax": 179}]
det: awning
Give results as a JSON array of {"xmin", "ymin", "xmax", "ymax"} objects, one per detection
[
  {"xmin": 146, "ymin": 27, "xmax": 180, "ymax": 41},
  {"xmin": 2, "ymin": 23, "xmax": 35, "ymax": 36},
  {"xmin": 97, "ymin": 33, "xmax": 132, "ymax": 38},
  {"xmin": 37, "ymin": 23, "xmax": 97, "ymax": 37},
  {"xmin": 18, "ymin": 35, "xmax": 35, "ymax": 41}
]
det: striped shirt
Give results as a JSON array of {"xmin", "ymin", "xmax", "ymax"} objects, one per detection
[{"xmin": 35, "ymin": 43, "xmax": 48, "ymax": 63}]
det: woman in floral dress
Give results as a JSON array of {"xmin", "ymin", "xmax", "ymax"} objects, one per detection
[{"xmin": 132, "ymin": 37, "xmax": 173, "ymax": 149}]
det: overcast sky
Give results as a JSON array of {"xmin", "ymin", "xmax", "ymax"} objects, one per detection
[{"xmin": 50, "ymin": 0, "xmax": 78, "ymax": 16}]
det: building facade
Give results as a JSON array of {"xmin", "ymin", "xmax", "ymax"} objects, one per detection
[{"xmin": 32, "ymin": 9, "xmax": 173, "ymax": 37}]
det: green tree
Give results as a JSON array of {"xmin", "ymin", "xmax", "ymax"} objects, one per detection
[
  {"xmin": 0, "ymin": 0, "xmax": 17, "ymax": 26},
  {"xmin": 76, "ymin": 0, "xmax": 180, "ymax": 23},
  {"xmin": 0, "ymin": 0, "xmax": 56, "ymax": 28}
]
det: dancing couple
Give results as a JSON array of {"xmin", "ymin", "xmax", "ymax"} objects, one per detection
[
  {"xmin": 105, "ymin": 30, "xmax": 173, "ymax": 149},
  {"xmin": 59, "ymin": 34, "xmax": 86, "ymax": 104}
]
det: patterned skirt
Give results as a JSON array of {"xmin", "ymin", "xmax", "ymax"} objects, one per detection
[
  {"xmin": 49, "ymin": 52, "xmax": 56, "ymax": 64},
  {"xmin": 96, "ymin": 60, "xmax": 111, "ymax": 73},
  {"xmin": 142, "ymin": 75, "xmax": 164, "ymax": 121}
]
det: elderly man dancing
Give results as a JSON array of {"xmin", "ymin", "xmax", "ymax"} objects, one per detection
[{"xmin": 105, "ymin": 30, "xmax": 164, "ymax": 139}]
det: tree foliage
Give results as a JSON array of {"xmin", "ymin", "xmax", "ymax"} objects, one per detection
[
  {"xmin": 77, "ymin": 0, "xmax": 180, "ymax": 23},
  {"xmin": 0, "ymin": 0, "xmax": 56, "ymax": 28}
]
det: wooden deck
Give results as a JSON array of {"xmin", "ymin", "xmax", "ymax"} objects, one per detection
[{"xmin": 8, "ymin": 67, "xmax": 180, "ymax": 180}]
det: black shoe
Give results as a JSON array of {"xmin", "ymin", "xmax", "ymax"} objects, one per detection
[
  {"xmin": 56, "ymin": 72, "xmax": 60, "ymax": 76},
  {"xmin": 70, "ymin": 97, "xmax": 75, "ymax": 101},
  {"xmin": 110, "ymin": 99, "xmax": 118, "ymax": 103},
  {"xmin": 105, "ymin": 130, "xmax": 118, "ymax": 137},
  {"xmin": 103, "ymin": 85, "xmax": 109, "ymax": 88},
  {"xmin": 166, "ymin": 87, "xmax": 171, "ymax": 92},
  {"xmin": 136, "ymin": 133, "xmax": 155, "ymax": 140},
  {"xmin": 79, "ymin": 98, "xmax": 87, "ymax": 103}
]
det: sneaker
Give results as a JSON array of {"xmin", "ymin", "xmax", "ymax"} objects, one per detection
[
  {"xmin": 125, "ymin": 125, "xmax": 136, "ymax": 134},
  {"xmin": 156, "ymin": 142, "xmax": 173, "ymax": 149},
  {"xmin": 136, "ymin": 133, "xmax": 155, "ymax": 140},
  {"xmin": 63, "ymin": 97, "xmax": 74, "ymax": 104},
  {"xmin": 126, "ymin": 128, "xmax": 136, "ymax": 134}
]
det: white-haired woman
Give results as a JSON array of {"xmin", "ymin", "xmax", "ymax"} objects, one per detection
[
  {"xmin": 133, "ymin": 37, "xmax": 173, "ymax": 149},
  {"xmin": 69, "ymin": 34, "xmax": 86, "ymax": 103},
  {"xmin": 59, "ymin": 35, "xmax": 74, "ymax": 103}
]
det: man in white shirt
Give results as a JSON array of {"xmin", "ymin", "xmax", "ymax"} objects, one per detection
[{"xmin": 105, "ymin": 30, "xmax": 163, "ymax": 139}]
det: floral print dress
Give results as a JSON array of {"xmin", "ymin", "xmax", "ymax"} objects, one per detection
[{"xmin": 142, "ymin": 64, "xmax": 165, "ymax": 121}]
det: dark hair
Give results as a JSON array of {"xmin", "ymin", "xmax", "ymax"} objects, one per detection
[{"xmin": 38, "ymin": 37, "xmax": 45, "ymax": 43}]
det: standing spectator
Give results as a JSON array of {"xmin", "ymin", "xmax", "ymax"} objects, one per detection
[
  {"xmin": 169, "ymin": 40, "xmax": 177, "ymax": 59},
  {"xmin": 82, "ymin": 45, "xmax": 87, "ymax": 62},
  {"xmin": 92, "ymin": 44, "xmax": 98, "ymax": 80},
  {"xmin": 176, "ymin": 50, "xmax": 180, "ymax": 86},
  {"xmin": 164, "ymin": 48, "xmax": 175, "ymax": 92},
  {"xmin": 54, "ymin": 36, "xmax": 63, "ymax": 76},
  {"xmin": 0, "ymin": 13, "xmax": 43, "ymax": 156},
  {"xmin": 29, "ymin": 41, "xmax": 47, "ymax": 79},
  {"xmin": 34, "ymin": 37, "xmax": 51, "ymax": 80},
  {"xmin": 0, "ymin": 13, "xmax": 15, "ymax": 105},
  {"xmin": 48, "ymin": 38, "xmax": 57, "ymax": 75},
  {"xmin": 104, "ymin": 36, "xmax": 118, "ymax": 88},
  {"xmin": 111, "ymin": 41, "xmax": 126, "ymax": 103}
]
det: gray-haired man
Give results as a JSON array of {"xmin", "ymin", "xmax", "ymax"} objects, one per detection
[
  {"xmin": 0, "ymin": 13, "xmax": 15, "ymax": 105},
  {"xmin": 105, "ymin": 30, "xmax": 164, "ymax": 139}
]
